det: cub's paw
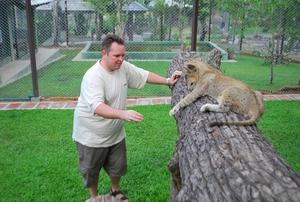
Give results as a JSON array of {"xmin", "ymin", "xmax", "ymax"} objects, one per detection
[
  {"xmin": 200, "ymin": 104, "xmax": 210, "ymax": 112},
  {"xmin": 169, "ymin": 109, "xmax": 176, "ymax": 116}
]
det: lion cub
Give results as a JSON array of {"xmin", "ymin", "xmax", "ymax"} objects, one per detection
[{"xmin": 169, "ymin": 60, "xmax": 265, "ymax": 127}]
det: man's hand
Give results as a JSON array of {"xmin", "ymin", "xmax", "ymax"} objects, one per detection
[
  {"xmin": 121, "ymin": 110, "xmax": 143, "ymax": 123},
  {"xmin": 168, "ymin": 70, "xmax": 182, "ymax": 86}
]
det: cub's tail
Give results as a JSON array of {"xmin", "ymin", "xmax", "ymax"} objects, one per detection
[
  {"xmin": 209, "ymin": 109, "xmax": 261, "ymax": 127},
  {"xmin": 209, "ymin": 119, "xmax": 256, "ymax": 127}
]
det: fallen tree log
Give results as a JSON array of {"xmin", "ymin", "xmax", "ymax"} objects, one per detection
[{"xmin": 166, "ymin": 51, "xmax": 300, "ymax": 202}]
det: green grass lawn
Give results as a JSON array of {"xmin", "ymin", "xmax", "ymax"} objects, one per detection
[
  {"xmin": 220, "ymin": 54, "xmax": 300, "ymax": 92},
  {"xmin": 0, "ymin": 49, "xmax": 299, "ymax": 98},
  {"xmin": 0, "ymin": 101, "xmax": 299, "ymax": 201},
  {"xmin": 0, "ymin": 49, "xmax": 173, "ymax": 98}
]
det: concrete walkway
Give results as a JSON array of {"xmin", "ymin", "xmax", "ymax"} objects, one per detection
[
  {"xmin": 0, "ymin": 94, "xmax": 299, "ymax": 110},
  {"xmin": 0, "ymin": 48, "xmax": 63, "ymax": 88}
]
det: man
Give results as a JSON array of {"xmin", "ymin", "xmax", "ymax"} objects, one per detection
[{"xmin": 72, "ymin": 34, "xmax": 182, "ymax": 202}]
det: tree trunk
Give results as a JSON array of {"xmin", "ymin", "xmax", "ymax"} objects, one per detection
[{"xmin": 166, "ymin": 51, "xmax": 300, "ymax": 202}]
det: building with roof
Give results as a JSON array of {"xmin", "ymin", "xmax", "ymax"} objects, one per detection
[
  {"xmin": 0, "ymin": 0, "xmax": 52, "ymax": 66},
  {"xmin": 36, "ymin": 0, "xmax": 93, "ymax": 12},
  {"xmin": 36, "ymin": 0, "xmax": 148, "ymax": 42}
]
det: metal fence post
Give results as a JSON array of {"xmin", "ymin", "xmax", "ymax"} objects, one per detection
[{"xmin": 25, "ymin": 0, "xmax": 39, "ymax": 99}]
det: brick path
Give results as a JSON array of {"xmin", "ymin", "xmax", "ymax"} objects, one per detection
[{"xmin": 0, "ymin": 94, "xmax": 299, "ymax": 110}]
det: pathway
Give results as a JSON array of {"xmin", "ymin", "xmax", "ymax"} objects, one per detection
[{"xmin": 0, "ymin": 94, "xmax": 299, "ymax": 110}]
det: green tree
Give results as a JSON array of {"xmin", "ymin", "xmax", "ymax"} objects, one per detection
[
  {"xmin": 152, "ymin": 0, "xmax": 169, "ymax": 41},
  {"xmin": 248, "ymin": 0, "xmax": 298, "ymax": 83},
  {"xmin": 171, "ymin": 0, "xmax": 192, "ymax": 48},
  {"xmin": 113, "ymin": 0, "xmax": 131, "ymax": 37},
  {"xmin": 217, "ymin": 0, "xmax": 300, "ymax": 84},
  {"xmin": 217, "ymin": 0, "xmax": 253, "ymax": 50},
  {"xmin": 86, "ymin": 0, "xmax": 113, "ymax": 40},
  {"xmin": 198, "ymin": 0, "xmax": 210, "ymax": 41},
  {"xmin": 280, "ymin": 1, "xmax": 300, "ymax": 53}
]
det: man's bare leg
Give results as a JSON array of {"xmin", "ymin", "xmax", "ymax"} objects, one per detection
[
  {"xmin": 89, "ymin": 178, "xmax": 98, "ymax": 198},
  {"xmin": 110, "ymin": 176, "xmax": 121, "ymax": 191}
]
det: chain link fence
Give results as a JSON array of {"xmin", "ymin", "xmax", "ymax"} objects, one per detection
[{"xmin": 0, "ymin": 0, "xmax": 299, "ymax": 100}]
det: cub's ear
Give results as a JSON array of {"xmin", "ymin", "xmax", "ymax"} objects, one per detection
[{"xmin": 186, "ymin": 64, "xmax": 197, "ymax": 72}]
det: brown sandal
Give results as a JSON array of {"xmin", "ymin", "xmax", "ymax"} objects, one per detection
[{"xmin": 110, "ymin": 188, "xmax": 128, "ymax": 201}]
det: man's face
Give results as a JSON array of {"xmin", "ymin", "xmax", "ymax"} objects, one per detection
[{"xmin": 101, "ymin": 42, "xmax": 125, "ymax": 72}]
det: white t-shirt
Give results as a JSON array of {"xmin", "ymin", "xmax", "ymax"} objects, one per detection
[{"xmin": 72, "ymin": 60, "xmax": 149, "ymax": 147}]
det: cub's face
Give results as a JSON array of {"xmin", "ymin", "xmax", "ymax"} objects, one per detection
[{"xmin": 183, "ymin": 64, "xmax": 199, "ymax": 90}]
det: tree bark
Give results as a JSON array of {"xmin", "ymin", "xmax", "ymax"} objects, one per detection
[{"xmin": 166, "ymin": 51, "xmax": 300, "ymax": 202}]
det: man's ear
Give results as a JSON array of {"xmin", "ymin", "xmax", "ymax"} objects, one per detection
[{"xmin": 101, "ymin": 50, "xmax": 107, "ymax": 58}]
